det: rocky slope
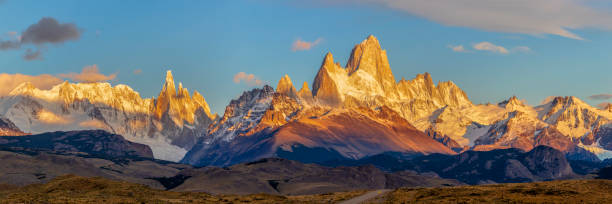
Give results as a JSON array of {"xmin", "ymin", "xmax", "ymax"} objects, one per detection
[
  {"xmin": 332, "ymin": 146, "xmax": 575, "ymax": 185},
  {"xmin": 0, "ymin": 147, "xmax": 184, "ymax": 188},
  {"xmin": 173, "ymin": 158, "xmax": 461, "ymax": 195},
  {"xmin": 0, "ymin": 71, "xmax": 216, "ymax": 161},
  {"xmin": 0, "ymin": 116, "xmax": 27, "ymax": 136}
]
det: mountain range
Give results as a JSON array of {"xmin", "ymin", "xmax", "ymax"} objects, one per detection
[
  {"xmin": 0, "ymin": 71, "xmax": 216, "ymax": 161},
  {"xmin": 1, "ymin": 35, "xmax": 612, "ymax": 167}
]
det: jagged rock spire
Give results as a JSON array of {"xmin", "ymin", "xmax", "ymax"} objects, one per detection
[
  {"xmin": 345, "ymin": 35, "xmax": 397, "ymax": 97},
  {"xmin": 162, "ymin": 70, "xmax": 176, "ymax": 97},
  {"xmin": 276, "ymin": 74, "xmax": 297, "ymax": 98},
  {"xmin": 311, "ymin": 35, "xmax": 471, "ymax": 108},
  {"xmin": 155, "ymin": 70, "xmax": 216, "ymax": 124},
  {"xmin": 297, "ymin": 81, "xmax": 313, "ymax": 100},
  {"xmin": 312, "ymin": 52, "xmax": 343, "ymax": 105}
]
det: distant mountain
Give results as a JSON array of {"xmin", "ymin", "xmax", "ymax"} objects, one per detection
[
  {"xmin": 327, "ymin": 145, "xmax": 575, "ymax": 185},
  {"xmin": 0, "ymin": 151, "xmax": 185, "ymax": 188},
  {"xmin": 0, "ymin": 130, "xmax": 153, "ymax": 159},
  {"xmin": 0, "ymin": 71, "xmax": 217, "ymax": 161}
]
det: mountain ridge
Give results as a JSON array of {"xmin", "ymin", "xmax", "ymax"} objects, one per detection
[
  {"xmin": 0, "ymin": 70, "xmax": 217, "ymax": 161},
  {"xmin": 184, "ymin": 35, "xmax": 612, "ymax": 166}
]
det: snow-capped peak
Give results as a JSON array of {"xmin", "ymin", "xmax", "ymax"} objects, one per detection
[
  {"xmin": 536, "ymin": 96, "xmax": 612, "ymax": 139},
  {"xmin": 0, "ymin": 70, "xmax": 217, "ymax": 162}
]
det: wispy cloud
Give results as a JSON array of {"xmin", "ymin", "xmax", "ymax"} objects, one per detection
[
  {"xmin": 133, "ymin": 69, "xmax": 142, "ymax": 75},
  {"xmin": 473, "ymin": 42, "xmax": 509, "ymax": 54},
  {"xmin": 292, "ymin": 37, "xmax": 323, "ymax": 51},
  {"xmin": 23, "ymin": 48, "xmax": 43, "ymax": 61},
  {"xmin": 5, "ymin": 31, "xmax": 17, "ymax": 37},
  {"xmin": 598, "ymin": 102, "xmax": 611, "ymax": 109},
  {"xmin": 589, "ymin": 94, "xmax": 612, "ymax": 100},
  {"xmin": 512, "ymin": 46, "xmax": 531, "ymax": 53},
  {"xmin": 58, "ymin": 65, "xmax": 117, "ymax": 83},
  {"xmin": 448, "ymin": 45, "xmax": 466, "ymax": 52},
  {"xmin": 0, "ymin": 73, "xmax": 63, "ymax": 96},
  {"xmin": 452, "ymin": 42, "xmax": 530, "ymax": 54},
  {"xmin": 540, "ymin": 96, "xmax": 556, "ymax": 105},
  {"xmin": 317, "ymin": 0, "xmax": 612, "ymax": 40},
  {"xmin": 233, "ymin": 72, "xmax": 263, "ymax": 86},
  {"xmin": 0, "ymin": 17, "xmax": 82, "ymax": 61}
]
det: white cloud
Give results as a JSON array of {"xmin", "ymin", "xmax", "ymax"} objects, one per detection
[
  {"xmin": 58, "ymin": 64, "xmax": 117, "ymax": 83},
  {"xmin": 233, "ymin": 72, "xmax": 263, "ymax": 86},
  {"xmin": 449, "ymin": 45, "xmax": 466, "ymax": 52},
  {"xmin": 292, "ymin": 37, "xmax": 323, "ymax": 51},
  {"xmin": 512, "ymin": 46, "xmax": 531, "ymax": 53},
  {"xmin": 325, "ymin": 0, "xmax": 612, "ymax": 40},
  {"xmin": 0, "ymin": 73, "xmax": 63, "ymax": 96},
  {"xmin": 473, "ymin": 42, "xmax": 509, "ymax": 54}
]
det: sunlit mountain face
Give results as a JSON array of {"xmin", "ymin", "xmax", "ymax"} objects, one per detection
[
  {"xmin": 183, "ymin": 36, "xmax": 612, "ymax": 166},
  {"xmin": 3, "ymin": 35, "xmax": 612, "ymax": 165},
  {"xmin": 0, "ymin": 71, "xmax": 216, "ymax": 161},
  {"xmin": 3, "ymin": 1, "xmax": 612, "ymax": 202}
]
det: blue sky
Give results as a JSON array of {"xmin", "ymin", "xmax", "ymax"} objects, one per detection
[{"xmin": 1, "ymin": 0, "xmax": 611, "ymax": 114}]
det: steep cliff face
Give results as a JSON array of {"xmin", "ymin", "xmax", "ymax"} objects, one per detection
[
  {"xmin": 312, "ymin": 53, "xmax": 344, "ymax": 106},
  {"xmin": 345, "ymin": 35, "xmax": 398, "ymax": 99},
  {"xmin": 0, "ymin": 71, "xmax": 217, "ymax": 162}
]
